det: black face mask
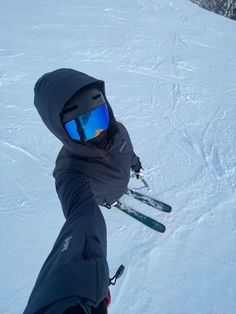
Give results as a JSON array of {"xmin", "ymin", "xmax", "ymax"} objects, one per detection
[{"xmin": 88, "ymin": 131, "xmax": 108, "ymax": 148}]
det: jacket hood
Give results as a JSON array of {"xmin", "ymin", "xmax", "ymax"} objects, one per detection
[{"xmin": 34, "ymin": 68, "xmax": 116, "ymax": 156}]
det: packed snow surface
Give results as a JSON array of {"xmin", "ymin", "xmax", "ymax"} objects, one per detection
[{"xmin": 1, "ymin": 0, "xmax": 236, "ymax": 313}]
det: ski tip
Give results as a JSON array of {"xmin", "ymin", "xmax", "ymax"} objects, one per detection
[
  {"xmin": 164, "ymin": 206, "xmax": 172, "ymax": 213},
  {"xmin": 153, "ymin": 222, "xmax": 166, "ymax": 233},
  {"xmin": 154, "ymin": 227, "xmax": 166, "ymax": 234},
  {"xmin": 159, "ymin": 225, "xmax": 166, "ymax": 233}
]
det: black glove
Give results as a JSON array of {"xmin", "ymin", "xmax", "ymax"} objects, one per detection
[{"xmin": 131, "ymin": 160, "xmax": 144, "ymax": 179}]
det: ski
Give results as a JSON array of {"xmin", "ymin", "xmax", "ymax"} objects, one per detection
[
  {"xmin": 126, "ymin": 188, "xmax": 172, "ymax": 213},
  {"xmin": 114, "ymin": 201, "xmax": 166, "ymax": 233}
]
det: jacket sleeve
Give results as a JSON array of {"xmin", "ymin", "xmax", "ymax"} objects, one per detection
[
  {"xmin": 23, "ymin": 171, "xmax": 109, "ymax": 314},
  {"xmin": 117, "ymin": 122, "xmax": 142, "ymax": 170}
]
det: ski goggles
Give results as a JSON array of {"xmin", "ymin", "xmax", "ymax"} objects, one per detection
[{"xmin": 64, "ymin": 103, "xmax": 109, "ymax": 141}]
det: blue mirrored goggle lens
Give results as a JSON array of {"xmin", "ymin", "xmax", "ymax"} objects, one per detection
[
  {"xmin": 64, "ymin": 119, "xmax": 81, "ymax": 141},
  {"xmin": 79, "ymin": 103, "xmax": 109, "ymax": 140},
  {"xmin": 64, "ymin": 103, "xmax": 109, "ymax": 141}
]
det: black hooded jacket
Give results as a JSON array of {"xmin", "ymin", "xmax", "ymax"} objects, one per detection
[
  {"xmin": 23, "ymin": 69, "xmax": 140, "ymax": 314},
  {"xmin": 33, "ymin": 68, "xmax": 140, "ymax": 206}
]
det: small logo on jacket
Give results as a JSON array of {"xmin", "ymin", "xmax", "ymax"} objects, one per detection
[
  {"xmin": 120, "ymin": 141, "xmax": 126, "ymax": 152},
  {"xmin": 61, "ymin": 236, "xmax": 73, "ymax": 252}
]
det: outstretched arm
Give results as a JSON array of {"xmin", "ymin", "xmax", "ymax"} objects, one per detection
[{"xmin": 23, "ymin": 171, "xmax": 109, "ymax": 314}]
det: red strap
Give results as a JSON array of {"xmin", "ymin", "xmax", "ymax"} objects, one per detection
[{"xmin": 107, "ymin": 288, "xmax": 111, "ymax": 307}]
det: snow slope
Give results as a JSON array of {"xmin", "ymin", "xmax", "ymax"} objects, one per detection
[{"xmin": 0, "ymin": 0, "xmax": 236, "ymax": 313}]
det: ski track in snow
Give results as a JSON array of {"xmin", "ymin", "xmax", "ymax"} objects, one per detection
[{"xmin": 1, "ymin": 0, "xmax": 236, "ymax": 313}]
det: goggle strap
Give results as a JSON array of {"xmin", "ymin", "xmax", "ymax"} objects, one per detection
[{"xmin": 75, "ymin": 118, "xmax": 86, "ymax": 141}]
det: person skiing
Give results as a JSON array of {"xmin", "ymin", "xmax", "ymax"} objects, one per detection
[{"xmin": 23, "ymin": 68, "xmax": 143, "ymax": 314}]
